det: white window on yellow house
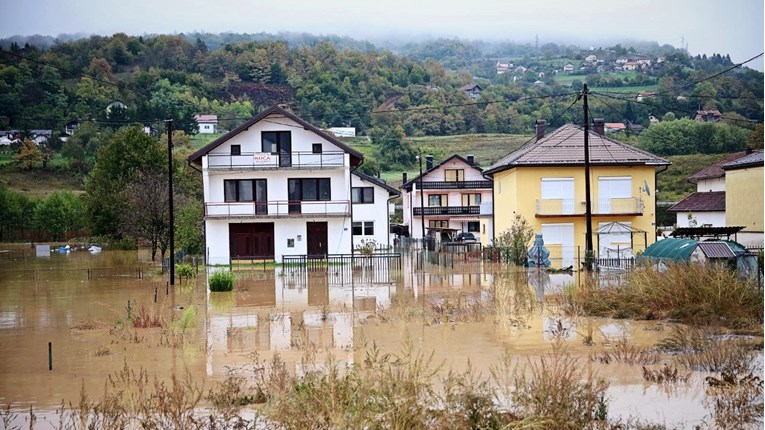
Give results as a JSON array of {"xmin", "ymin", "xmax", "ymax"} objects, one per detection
[
  {"xmin": 541, "ymin": 178, "xmax": 575, "ymax": 215},
  {"xmin": 461, "ymin": 193, "xmax": 481, "ymax": 206},
  {"xmin": 444, "ymin": 169, "xmax": 464, "ymax": 181},
  {"xmin": 598, "ymin": 177, "xmax": 632, "ymax": 214},
  {"xmin": 540, "ymin": 223, "xmax": 575, "ymax": 268}
]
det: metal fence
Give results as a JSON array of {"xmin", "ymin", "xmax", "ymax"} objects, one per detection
[{"xmin": 282, "ymin": 253, "xmax": 401, "ymax": 272}]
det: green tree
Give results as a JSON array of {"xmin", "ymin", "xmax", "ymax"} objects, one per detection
[
  {"xmin": 85, "ymin": 126, "xmax": 166, "ymax": 236},
  {"xmin": 13, "ymin": 139, "xmax": 43, "ymax": 170},
  {"xmin": 0, "ymin": 186, "xmax": 35, "ymax": 241},
  {"xmin": 748, "ymin": 124, "xmax": 764, "ymax": 150},
  {"xmin": 32, "ymin": 192, "xmax": 87, "ymax": 241},
  {"xmin": 175, "ymin": 199, "xmax": 204, "ymax": 255},
  {"xmin": 495, "ymin": 214, "xmax": 534, "ymax": 266}
]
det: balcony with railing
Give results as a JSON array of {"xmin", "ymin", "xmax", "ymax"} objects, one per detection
[
  {"xmin": 416, "ymin": 180, "xmax": 493, "ymax": 190},
  {"xmin": 413, "ymin": 206, "xmax": 480, "ymax": 216},
  {"xmin": 205, "ymin": 200, "xmax": 350, "ymax": 218},
  {"xmin": 536, "ymin": 198, "xmax": 644, "ymax": 217},
  {"xmin": 206, "ymin": 151, "xmax": 346, "ymax": 171}
]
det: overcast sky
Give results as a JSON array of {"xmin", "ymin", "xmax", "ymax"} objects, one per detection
[{"xmin": 4, "ymin": 0, "xmax": 764, "ymax": 70}]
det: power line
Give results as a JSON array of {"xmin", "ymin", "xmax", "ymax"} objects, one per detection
[{"xmin": 370, "ymin": 92, "xmax": 579, "ymax": 114}]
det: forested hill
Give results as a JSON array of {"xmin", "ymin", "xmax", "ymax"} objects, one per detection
[{"xmin": 0, "ymin": 31, "xmax": 762, "ymax": 169}]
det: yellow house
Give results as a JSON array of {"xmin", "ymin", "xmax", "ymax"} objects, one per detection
[
  {"xmin": 723, "ymin": 151, "xmax": 764, "ymax": 247},
  {"xmin": 483, "ymin": 120, "xmax": 670, "ymax": 268}
]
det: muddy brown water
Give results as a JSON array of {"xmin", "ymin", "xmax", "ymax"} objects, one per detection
[{"xmin": 0, "ymin": 245, "xmax": 753, "ymax": 427}]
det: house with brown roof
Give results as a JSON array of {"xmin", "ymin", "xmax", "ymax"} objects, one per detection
[
  {"xmin": 483, "ymin": 119, "xmax": 670, "ymax": 268},
  {"xmin": 401, "ymin": 154, "xmax": 493, "ymax": 245},
  {"xmin": 668, "ymin": 151, "xmax": 749, "ymax": 228},
  {"xmin": 187, "ymin": 105, "xmax": 398, "ymax": 264},
  {"xmin": 459, "ymin": 83, "xmax": 482, "ymax": 100},
  {"xmin": 694, "ymin": 110, "xmax": 722, "ymax": 122},
  {"xmin": 194, "ymin": 114, "xmax": 219, "ymax": 134}
]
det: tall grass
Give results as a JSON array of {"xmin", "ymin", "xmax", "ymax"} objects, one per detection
[
  {"xmin": 208, "ymin": 270, "xmax": 235, "ymax": 292},
  {"xmin": 567, "ymin": 263, "xmax": 763, "ymax": 329}
]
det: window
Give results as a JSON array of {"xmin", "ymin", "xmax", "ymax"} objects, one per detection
[
  {"xmin": 262, "ymin": 131, "xmax": 292, "ymax": 167},
  {"xmin": 288, "ymin": 178, "xmax": 331, "ymax": 201},
  {"xmin": 467, "ymin": 222, "xmax": 480, "ymax": 232},
  {"xmin": 352, "ymin": 187, "xmax": 374, "ymax": 204},
  {"xmin": 429, "ymin": 220, "xmax": 448, "ymax": 229},
  {"xmin": 224, "ymin": 179, "xmax": 268, "ymax": 213},
  {"xmin": 461, "ymin": 193, "xmax": 481, "ymax": 206},
  {"xmin": 445, "ymin": 169, "xmax": 464, "ymax": 182},
  {"xmin": 231, "ymin": 145, "xmax": 241, "ymax": 156},
  {"xmin": 541, "ymin": 178, "xmax": 575, "ymax": 214},
  {"xmin": 352, "ymin": 221, "xmax": 374, "ymax": 236},
  {"xmin": 428, "ymin": 194, "xmax": 447, "ymax": 207},
  {"xmin": 312, "ymin": 143, "xmax": 322, "ymax": 154}
]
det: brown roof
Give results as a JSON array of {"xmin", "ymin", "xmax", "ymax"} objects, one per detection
[
  {"xmin": 194, "ymin": 114, "xmax": 218, "ymax": 123},
  {"xmin": 668, "ymin": 191, "xmax": 725, "ymax": 212},
  {"xmin": 485, "ymin": 124, "xmax": 670, "ymax": 175},
  {"xmin": 187, "ymin": 105, "xmax": 363, "ymax": 166},
  {"xmin": 687, "ymin": 151, "xmax": 749, "ymax": 183}
]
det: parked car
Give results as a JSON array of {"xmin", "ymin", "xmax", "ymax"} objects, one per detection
[{"xmin": 455, "ymin": 232, "xmax": 477, "ymax": 242}]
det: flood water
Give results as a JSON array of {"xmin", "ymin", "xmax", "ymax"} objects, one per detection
[{"xmin": 0, "ymin": 245, "xmax": 758, "ymax": 428}]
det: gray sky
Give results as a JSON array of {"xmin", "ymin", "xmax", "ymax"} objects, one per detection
[{"xmin": 4, "ymin": 0, "xmax": 764, "ymax": 70}]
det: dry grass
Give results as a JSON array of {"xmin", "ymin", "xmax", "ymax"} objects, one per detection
[
  {"xmin": 657, "ymin": 325, "xmax": 758, "ymax": 372},
  {"xmin": 642, "ymin": 364, "xmax": 690, "ymax": 384},
  {"xmin": 592, "ymin": 337, "xmax": 660, "ymax": 366},
  {"xmin": 132, "ymin": 305, "xmax": 165, "ymax": 329},
  {"xmin": 704, "ymin": 370, "xmax": 764, "ymax": 429},
  {"xmin": 567, "ymin": 264, "xmax": 763, "ymax": 329}
]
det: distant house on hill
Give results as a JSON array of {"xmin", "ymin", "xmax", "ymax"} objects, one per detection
[
  {"xmin": 604, "ymin": 122, "xmax": 627, "ymax": 133},
  {"xmin": 695, "ymin": 110, "xmax": 722, "ymax": 122},
  {"xmin": 195, "ymin": 114, "xmax": 219, "ymax": 134},
  {"xmin": 328, "ymin": 127, "xmax": 356, "ymax": 137},
  {"xmin": 460, "ymin": 83, "xmax": 483, "ymax": 100},
  {"xmin": 563, "ymin": 62, "xmax": 574, "ymax": 72},
  {"xmin": 496, "ymin": 61, "xmax": 510, "ymax": 74}
]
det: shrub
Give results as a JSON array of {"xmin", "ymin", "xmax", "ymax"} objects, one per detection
[
  {"xmin": 176, "ymin": 263, "xmax": 194, "ymax": 278},
  {"xmin": 209, "ymin": 270, "xmax": 235, "ymax": 292}
]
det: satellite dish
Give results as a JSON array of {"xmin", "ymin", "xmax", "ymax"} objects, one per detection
[{"xmin": 643, "ymin": 180, "xmax": 651, "ymax": 196}]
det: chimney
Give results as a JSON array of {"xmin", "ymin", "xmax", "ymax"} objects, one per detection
[
  {"xmin": 466, "ymin": 154, "xmax": 475, "ymax": 165},
  {"xmin": 593, "ymin": 118, "xmax": 605, "ymax": 136},
  {"xmin": 426, "ymin": 155, "xmax": 433, "ymax": 170},
  {"xmin": 535, "ymin": 119, "xmax": 546, "ymax": 142},
  {"xmin": 402, "ymin": 172, "xmax": 408, "ymax": 183}
]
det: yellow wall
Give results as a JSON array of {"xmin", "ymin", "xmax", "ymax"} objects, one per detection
[
  {"xmin": 726, "ymin": 166, "xmax": 764, "ymax": 233},
  {"xmin": 492, "ymin": 165, "xmax": 658, "ymax": 263}
]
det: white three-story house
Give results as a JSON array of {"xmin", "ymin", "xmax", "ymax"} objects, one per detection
[{"xmin": 188, "ymin": 105, "xmax": 368, "ymax": 264}]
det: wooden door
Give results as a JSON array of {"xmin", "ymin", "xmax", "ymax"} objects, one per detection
[{"xmin": 306, "ymin": 222, "xmax": 328, "ymax": 257}]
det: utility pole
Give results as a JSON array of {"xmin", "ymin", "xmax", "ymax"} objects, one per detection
[
  {"xmin": 417, "ymin": 155, "xmax": 426, "ymax": 249},
  {"xmin": 166, "ymin": 119, "xmax": 175, "ymax": 285},
  {"xmin": 582, "ymin": 84, "xmax": 594, "ymax": 270}
]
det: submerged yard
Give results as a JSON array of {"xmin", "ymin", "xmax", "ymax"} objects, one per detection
[{"xmin": 0, "ymin": 245, "xmax": 762, "ymax": 429}]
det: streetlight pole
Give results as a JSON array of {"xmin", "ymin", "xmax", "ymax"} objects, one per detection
[{"xmin": 416, "ymin": 155, "xmax": 426, "ymax": 250}]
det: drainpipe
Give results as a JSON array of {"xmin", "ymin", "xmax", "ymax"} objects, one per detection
[
  {"xmin": 482, "ymin": 171, "xmax": 496, "ymax": 245},
  {"xmin": 349, "ymin": 157, "xmax": 363, "ymax": 255}
]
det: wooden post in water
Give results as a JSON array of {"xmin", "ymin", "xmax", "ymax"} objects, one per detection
[{"xmin": 48, "ymin": 342, "xmax": 52, "ymax": 370}]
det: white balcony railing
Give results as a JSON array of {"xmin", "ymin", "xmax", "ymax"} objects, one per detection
[
  {"xmin": 205, "ymin": 200, "xmax": 351, "ymax": 218},
  {"xmin": 536, "ymin": 198, "xmax": 644, "ymax": 216},
  {"xmin": 206, "ymin": 152, "xmax": 346, "ymax": 170}
]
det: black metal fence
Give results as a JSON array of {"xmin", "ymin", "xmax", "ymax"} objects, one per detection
[{"xmin": 282, "ymin": 253, "xmax": 401, "ymax": 272}]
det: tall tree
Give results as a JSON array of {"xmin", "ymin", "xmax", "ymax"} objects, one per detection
[{"xmin": 85, "ymin": 126, "xmax": 166, "ymax": 236}]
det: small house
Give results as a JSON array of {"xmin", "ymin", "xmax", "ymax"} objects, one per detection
[{"xmin": 194, "ymin": 114, "xmax": 219, "ymax": 134}]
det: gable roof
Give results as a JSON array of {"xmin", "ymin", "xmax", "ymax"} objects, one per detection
[
  {"xmin": 484, "ymin": 124, "xmax": 670, "ymax": 175},
  {"xmin": 668, "ymin": 191, "xmax": 725, "ymax": 212},
  {"xmin": 187, "ymin": 105, "xmax": 363, "ymax": 166},
  {"xmin": 353, "ymin": 171, "xmax": 400, "ymax": 197},
  {"xmin": 194, "ymin": 114, "xmax": 218, "ymax": 123},
  {"xmin": 687, "ymin": 151, "xmax": 748, "ymax": 183},
  {"xmin": 722, "ymin": 150, "xmax": 763, "ymax": 171},
  {"xmin": 402, "ymin": 154, "xmax": 482, "ymax": 190}
]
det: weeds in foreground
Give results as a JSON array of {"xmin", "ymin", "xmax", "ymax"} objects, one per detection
[
  {"xmin": 592, "ymin": 337, "xmax": 660, "ymax": 366},
  {"xmin": 132, "ymin": 305, "xmax": 165, "ymax": 328},
  {"xmin": 704, "ymin": 369, "xmax": 764, "ymax": 429},
  {"xmin": 566, "ymin": 263, "xmax": 763, "ymax": 329},
  {"xmin": 642, "ymin": 364, "xmax": 690, "ymax": 384},
  {"xmin": 657, "ymin": 325, "xmax": 757, "ymax": 372}
]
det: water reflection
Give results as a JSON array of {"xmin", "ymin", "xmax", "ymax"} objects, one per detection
[{"xmin": 0, "ymin": 246, "xmax": 730, "ymax": 428}]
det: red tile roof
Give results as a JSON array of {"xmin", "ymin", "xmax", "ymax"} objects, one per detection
[
  {"xmin": 194, "ymin": 114, "xmax": 218, "ymax": 123},
  {"xmin": 485, "ymin": 124, "xmax": 670, "ymax": 174},
  {"xmin": 668, "ymin": 191, "xmax": 725, "ymax": 212},
  {"xmin": 687, "ymin": 151, "xmax": 749, "ymax": 183}
]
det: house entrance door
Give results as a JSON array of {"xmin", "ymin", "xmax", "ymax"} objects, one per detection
[{"xmin": 306, "ymin": 222, "xmax": 328, "ymax": 257}]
